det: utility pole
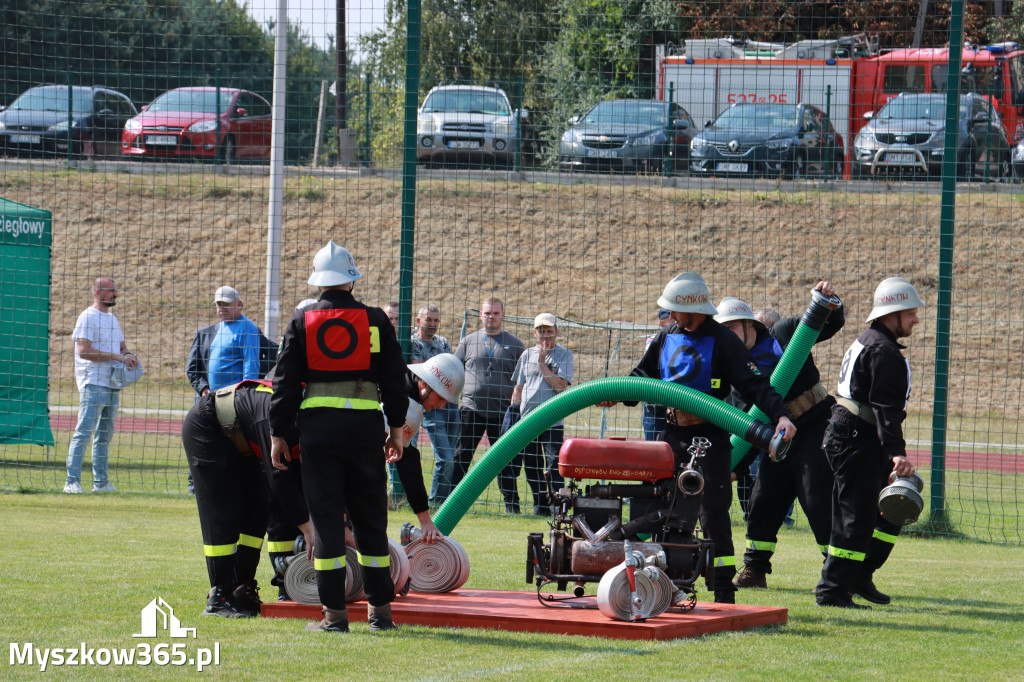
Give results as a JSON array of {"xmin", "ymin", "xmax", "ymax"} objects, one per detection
[{"xmin": 336, "ymin": 0, "xmax": 356, "ymax": 165}]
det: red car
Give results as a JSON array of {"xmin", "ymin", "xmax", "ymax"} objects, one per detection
[{"xmin": 121, "ymin": 87, "xmax": 271, "ymax": 162}]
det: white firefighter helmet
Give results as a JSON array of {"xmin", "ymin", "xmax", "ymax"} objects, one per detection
[
  {"xmin": 714, "ymin": 296, "xmax": 764, "ymax": 330},
  {"xmin": 409, "ymin": 353, "xmax": 465, "ymax": 404},
  {"xmin": 866, "ymin": 277, "xmax": 925, "ymax": 323},
  {"xmin": 307, "ymin": 241, "xmax": 363, "ymax": 287},
  {"xmin": 657, "ymin": 272, "xmax": 718, "ymax": 315},
  {"xmin": 382, "ymin": 400, "xmax": 424, "ymax": 448}
]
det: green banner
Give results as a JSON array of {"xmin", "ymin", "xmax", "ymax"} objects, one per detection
[{"xmin": 0, "ymin": 198, "xmax": 54, "ymax": 447}]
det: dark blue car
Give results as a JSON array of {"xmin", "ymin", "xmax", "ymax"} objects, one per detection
[{"xmin": 689, "ymin": 102, "xmax": 843, "ymax": 179}]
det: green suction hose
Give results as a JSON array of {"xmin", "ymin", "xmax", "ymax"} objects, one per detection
[
  {"xmin": 729, "ymin": 290, "xmax": 842, "ymax": 470},
  {"xmin": 433, "ymin": 375, "xmax": 782, "ymax": 535}
]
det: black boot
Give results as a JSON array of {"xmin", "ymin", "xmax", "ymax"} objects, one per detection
[
  {"xmin": 850, "ymin": 575, "xmax": 891, "ymax": 605},
  {"xmin": 816, "ymin": 592, "xmax": 871, "ymax": 609},
  {"xmin": 231, "ymin": 581, "xmax": 262, "ymax": 617},
  {"xmin": 714, "ymin": 590, "xmax": 736, "ymax": 604},
  {"xmin": 202, "ymin": 586, "xmax": 243, "ymax": 618}
]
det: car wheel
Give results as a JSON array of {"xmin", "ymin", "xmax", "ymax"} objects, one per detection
[{"xmin": 222, "ymin": 136, "xmax": 236, "ymax": 165}]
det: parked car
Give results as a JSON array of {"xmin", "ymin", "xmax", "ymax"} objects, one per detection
[
  {"xmin": 852, "ymin": 92, "xmax": 1011, "ymax": 180},
  {"xmin": 121, "ymin": 87, "xmax": 271, "ymax": 162},
  {"xmin": 689, "ymin": 103, "xmax": 843, "ymax": 178},
  {"xmin": 0, "ymin": 84, "xmax": 136, "ymax": 157},
  {"xmin": 558, "ymin": 99, "xmax": 695, "ymax": 174},
  {"xmin": 1012, "ymin": 139, "xmax": 1024, "ymax": 180},
  {"xmin": 416, "ymin": 85, "xmax": 527, "ymax": 168}
]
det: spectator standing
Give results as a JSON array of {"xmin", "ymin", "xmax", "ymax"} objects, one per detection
[
  {"xmin": 713, "ymin": 284, "xmax": 844, "ymax": 592},
  {"xmin": 641, "ymin": 308, "xmax": 671, "ymax": 440},
  {"xmin": 602, "ymin": 272, "xmax": 795, "ymax": 603},
  {"xmin": 64, "ymin": 277, "xmax": 140, "ymax": 494},
  {"xmin": 509, "ymin": 313, "xmax": 574, "ymax": 515},
  {"xmin": 409, "ymin": 304, "xmax": 460, "ymax": 505},
  {"xmin": 270, "ymin": 241, "xmax": 407, "ymax": 633},
  {"xmin": 816, "ymin": 277, "xmax": 924, "ymax": 608},
  {"xmin": 186, "ymin": 286, "xmax": 261, "ymax": 398},
  {"xmin": 453, "ymin": 297, "xmax": 526, "ymax": 510}
]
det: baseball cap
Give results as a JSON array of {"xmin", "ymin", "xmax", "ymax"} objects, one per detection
[
  {"xmin": 533, "ymin": 313, "xmax": 557, "ymax": 328},
  {"xmin": 658, "ymin": 308, "xmax": 671, "ymax": 320},
  {"xmin": 214, "ymin": 286, "xmax": 240, "ymax": 303}
]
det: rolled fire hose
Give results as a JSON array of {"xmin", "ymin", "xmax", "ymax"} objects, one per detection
[
  {"xmin": 433, "ymin": 376, "xmax": 786, "ymax": 536},
  {"xmin": 597, "ymin": 563, "xmax": 671, "ymax": 621},
  {"xmin": 284, "ymin": 541, "xmax": 412, "ymax": 605},
  {"xmin": 283, "ymin": 555, "xmax": 320, "ymax": 606},
  {"xmin": 729, "ymin": 289, "xmax": 843, "ymax": 470},
  {"xmin": 403, "ymin": 535, "xmax": 471, "ymax": 593}
]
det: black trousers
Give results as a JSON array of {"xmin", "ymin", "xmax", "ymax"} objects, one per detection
[
  {"xmin": 742, "ymin": 404, "xmax": 834, "ymax": 574},
  {"xmin": 454, "ymin": 406, "xmax": 503, "ymax": 489},
  {"xmin": 266, "ymin": 472, "xmax": 302, "ymax": 593},
  {"xmin": 507, "ymin": 425, "xmax": 565, "ymax": 514},
  {"xmin": 661, "ymin": 423, "xmax": 734, "ymax": 593},
  {"xmin": 181, "ymin": 396, "xmax": 268, "ymax": 590},
  {"xmin": 816, "ymin": 408, "xmax": 902, "ymax": 599},
  {"xmin": 298, "ymin": 409, "xmax": 393, "ymax": 610}
]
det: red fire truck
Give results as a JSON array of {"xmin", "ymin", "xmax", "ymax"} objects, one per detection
[{"xmin": 657, "ymin": 36, "xmax": 1024, "ymax": 175}]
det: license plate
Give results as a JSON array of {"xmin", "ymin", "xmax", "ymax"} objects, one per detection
[
  {"xmin": 587, "ymin": 148, "xmax": 618, "ymax": 158},
  {"xmin": 886, "ymin": 153, "xmax": 916, "ymax": 164},
  {"xmin": 717, "ymin": 162, "xmax": 748, "ymax": 172},
  {"xmin": 146, "ymin": 135, "xmax": 178, "ymax": 146},
  {"xmin": 448, "ymin": 140, "xmax": 479, "ymax": 149},
  {"xmin": 10, "ymin": 134, "xmax": 40, "ymax": 144}
]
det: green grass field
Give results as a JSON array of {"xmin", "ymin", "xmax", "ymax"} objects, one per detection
[{"xmin": 4, "ymin": 492, "xmax": 1023, "ymax": 680}]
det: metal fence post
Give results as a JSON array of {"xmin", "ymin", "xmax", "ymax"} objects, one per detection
[
  {"xmin": 364, "ymin": 72, "xmax": 373, "ymax": 167},
  {"xmin": 398, "ymin": 0, "xmax": 422, "ymax": 360},
  {"xmin": 930, "ymin": 0, "xmax": 966, "ymax": 526}
]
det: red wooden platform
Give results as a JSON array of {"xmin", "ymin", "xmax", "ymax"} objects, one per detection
[{"xmin": 261, "ymin": 589, "xmax": 786, "ymax": 641}]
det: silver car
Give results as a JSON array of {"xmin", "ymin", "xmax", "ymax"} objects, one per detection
[
  {"xmin": 852, "ymin": 93, "xmax": 1011, "ymax": 180},
  {"xmin": 416, "ymin": 85, "xmax": 527, "ymax": 168}
]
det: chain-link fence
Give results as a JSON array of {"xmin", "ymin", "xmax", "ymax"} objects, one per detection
[{"xmin": 1, "ymin": 0, "xmax": 1022, "ymax": 544}]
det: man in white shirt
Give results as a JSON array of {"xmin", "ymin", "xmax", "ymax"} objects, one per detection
[{"xmin": 64, "ymin": 277, "xmax": 140, "ymax": 493}]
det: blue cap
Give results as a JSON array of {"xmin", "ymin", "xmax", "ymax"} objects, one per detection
[{"xmin": 658, "ymin": 308, "xmax": 671, "ymax": 320}]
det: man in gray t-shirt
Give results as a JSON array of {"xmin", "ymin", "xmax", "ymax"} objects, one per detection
[
  {"xmin": 453, "ymin": 297, "xmax": 525, "ymax": 504},
  {"xmin": 508, "ymin": 313, "xmax": 574, "ymax": 515}
]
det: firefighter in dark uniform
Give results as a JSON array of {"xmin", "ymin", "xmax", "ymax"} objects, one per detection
[
  {"xmin": 390, "ymin": 353, "xmax": 466, "ymax": 543},
  {"xmin": 816, "ymin": 277, "xmax": 923, "ymax": 608},
  {"xmin": 181, "ymin": 379, "xmax": 309, "ymax": 617},
  {"xmin": 714, "ymin": 283, "xmax": 845, "ymax": 590},
  {"xmin": 270, "ymin": 241, "xmax": 408, "ymax": 633},
  {"xmin": 605, "ymin": 272, "xmax": 795, "ymax": 604}
]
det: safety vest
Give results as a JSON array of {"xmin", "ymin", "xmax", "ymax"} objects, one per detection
[
  {"xmin": 659, "ymin": 333, "xmax": 715, "ymax": 392},
  {"xmin": 750, "ymin": 336, "xmax": 784, "ymax": 375},
  {"xmin": 303, "ymin": 308, "xmax": 379, "ymax": 372}
]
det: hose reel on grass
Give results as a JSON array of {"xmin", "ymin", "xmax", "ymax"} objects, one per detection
[{"xmin": 283, "ymin": 540, "xmax": 411, "ymax": 605}]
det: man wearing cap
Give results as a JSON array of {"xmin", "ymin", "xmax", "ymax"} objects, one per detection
[
  {"xmin": 270, "ymin": 241, "xmax": 408, "ymax": 633},
  {"xmin": 186, "ymin": 286, "xmax": 262, "ymax": 399},
  {"xmin": 604, "ymin": 272, "xmax": 795, "ymax": 604},
  {"xmin": 453, "ymin": 297, "xmax": 526, "ymax": 512},
  {"xmin": 816, "ymin": 277, "xmax": 923, "ymax": 609},
  {"xmin": 507, "ymin": 313, "xmax": 574, "ymax": 516},
  {"xmin": 641, "ymin": 308, "xmax": 672, "ymax": 440},
  {"xmin": 715, "ymin": 283, "xmax": 844, "ymax": 592}
]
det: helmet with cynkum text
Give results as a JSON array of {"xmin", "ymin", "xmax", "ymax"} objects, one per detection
[
  {"xmin": 866, "ymin": 277, "xmax": 925, "ymax": 323},
  {"xmin": 657, "ymin": 272, "xmax": 718, "ymax": 315}
]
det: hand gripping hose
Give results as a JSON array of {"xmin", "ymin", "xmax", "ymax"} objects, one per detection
[
  {"xmin": 432, "ymin": 376, "xmax": 786, "ymax": 535},
  {"xmin": 729, "ymin": 289, "xmax": 842, "ymax": 470}
]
